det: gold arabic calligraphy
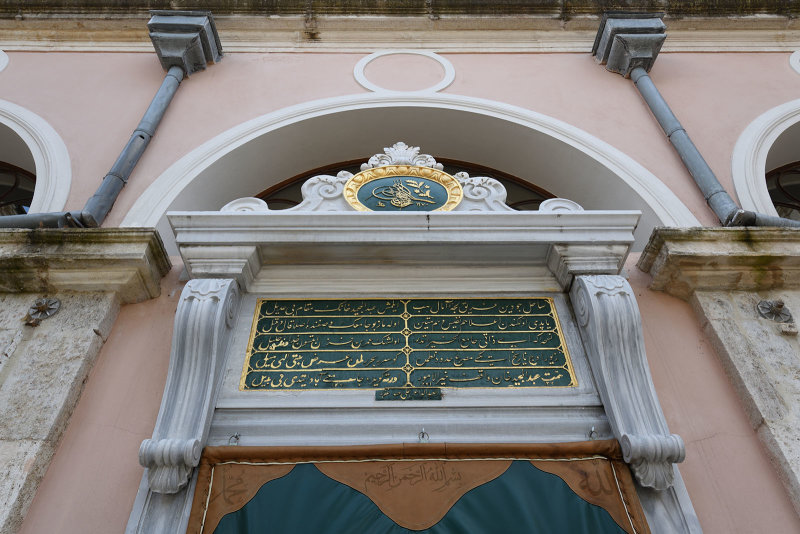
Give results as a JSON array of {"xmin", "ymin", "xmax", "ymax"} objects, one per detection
[{"xmin": 240, "ymin": 298, "xmax": 577, "ymax": 391}]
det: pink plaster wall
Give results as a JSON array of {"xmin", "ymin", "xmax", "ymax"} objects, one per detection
[
  {"xmin": 1, "ymin": 52, "xmax": 798, "ymax": 227},
  {"xmin": 18, "ymin": 264, "xmax": 184, "ymax": 534},
  {"xmin": 626, "ymin": 254, "xmax": 800, "ymax": 533}
]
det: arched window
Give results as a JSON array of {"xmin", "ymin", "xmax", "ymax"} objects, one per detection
[
  {"xmin": 765, "ymin": 161, "xmax": 800, "ymax": 222},
  {"xmin": 255, "ymin": 158, "xmax": 555, "ymax": 210},
  {"xmin": 0, "ymin": 161, "xmax": 36, "ymax": 215}
]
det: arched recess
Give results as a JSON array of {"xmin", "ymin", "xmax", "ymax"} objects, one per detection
[
  {"xmin": 732, "ymin": 98, "xmax": 800, "ymax": 216},
  {"xmin": 121, "ymin": 93, "xmax": 699, "ymax": 252},
  {"xmin": 0, "ymin": 99, "xmax": 71, "ymax": 213}
]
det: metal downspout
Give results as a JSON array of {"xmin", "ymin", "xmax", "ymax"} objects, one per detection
[
  {"xmin": 0, "ymin": 66, "xmax": 184, "ymax": 229},
  {"xmin": 594, "ymin": 15, "xmax": 800, "ymax": 228},
  {"xmin": 0, "ymin": 10, "xmax": 221, "ymax": 229},
  {"xmin": 81, "ymin": 66, "xmax": 184, "ymax": 227},
  {"xmin": 630, "ymin": 67, "xmax": 800, "ymax": 228}
]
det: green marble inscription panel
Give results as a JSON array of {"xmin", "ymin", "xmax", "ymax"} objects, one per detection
[{"xmin": 240, "ymin": 298, "xmax": 577, "ymax": 397}]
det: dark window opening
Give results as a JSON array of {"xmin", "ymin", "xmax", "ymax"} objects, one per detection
[
  {"xmin": 766, "ymin": 161, "xmax": 800, "ymax": 222},
  {"xmin": 0, "ymin": 161, "xmax": 36, "ymax": 216}
]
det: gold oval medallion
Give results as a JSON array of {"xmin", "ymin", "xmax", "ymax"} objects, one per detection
[{"xmin": 344, "ymin": 165, "xmax": 463, "ymax": 212}]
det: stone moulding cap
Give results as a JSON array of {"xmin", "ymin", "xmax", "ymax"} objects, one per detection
[
  {"xmin": 592, "ymin": 13, "xmax": 666, "ymax": 77},
  {"xmin": 637, "ymin": 226, "xmax": 800, "ymax": 300},
  {"xmin": 0, "ymin": 228, "xmax": 171, "ymax": 303},
  {"xmin": 148, "ymin": 10, "xmax": 223, "ymax": 76}
]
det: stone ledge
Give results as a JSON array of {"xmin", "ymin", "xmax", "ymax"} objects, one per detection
[
  {"xmin": 0, "ymin": 228, "xmax": 171, "ymax": 303},
  {"xmin": 637, "ymin": 227, "xmax": 800, "ymax": 300},
  {"xmin": 0, "ymin": 0, "xmax": 797, "ymax": 17}
]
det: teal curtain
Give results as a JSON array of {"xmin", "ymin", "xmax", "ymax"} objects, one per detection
[{"xmin": 214, "ymin": 461, "xmax": 626, "ymax": 533}]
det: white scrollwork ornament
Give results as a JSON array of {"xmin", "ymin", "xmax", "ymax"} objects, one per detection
[
  {"xmin": 539, "ymin": 198, "xmax": 584, "ymax": 213},
  {"xmin": 361, "ymin": 142, "xmax": 443, "ymax": 170},
  {"xmin": 221, "ymin": 197, "xmax": 270, "ymax": 213}
]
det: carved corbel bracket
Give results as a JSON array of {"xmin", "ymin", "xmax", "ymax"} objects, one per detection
[
  {"xmin": 547, "ymin": 244, "xmax": 629, "ymax": 291},
  {"xmin": 571, "ymin": 274, "xmax": 684, "ymax": 490},
  {"xmin": 138, "ymin": 278, "xmax": 240, "ymax": 494},
  {"xmin": 181, "ymin": 246, "xmax": 259, "ymax": 291}
]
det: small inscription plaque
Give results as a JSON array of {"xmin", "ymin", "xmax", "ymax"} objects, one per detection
[{"xmin": 240, "ymin": 298, "xmax": 577, "ymax": 396}]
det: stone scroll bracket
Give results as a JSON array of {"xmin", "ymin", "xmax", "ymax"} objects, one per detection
[
  {"xmin": 126, "ymin": 278, "xmax": 240, "ymax": 534},
  {"xmin": 570, "ymin": 275, "xmax": 700, "ymax": 533}
]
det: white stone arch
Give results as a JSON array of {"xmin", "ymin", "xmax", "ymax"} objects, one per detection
[
  {"xmin": 0, "ymin": 99, "xmax": 71, "ymax": 213},
  {"xmin": 732, "ymin": 99, "xmax": 800, "ymax": 217},
  {"xmin": 121, "ymin": 93, "xmax": 699, "ymax": 251}
]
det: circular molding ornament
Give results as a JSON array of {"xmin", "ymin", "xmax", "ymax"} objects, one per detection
[
  {"xmin": 353, "ymin": 50, "xmax": 455, "ymax": 94},
  {"xmin": 344, "ymin": 164, "xmax": 463, "ymax": 212}
]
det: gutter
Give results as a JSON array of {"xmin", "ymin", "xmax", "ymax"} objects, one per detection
[
  {"xmin": 592, "ymin": 13, "xmax": 800, "ymax": 228},
  {"xmin": 0, "ymin": 10, "xmax": 222, "ymax": 229}
]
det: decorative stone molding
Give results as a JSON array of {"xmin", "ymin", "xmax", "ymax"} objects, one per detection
[
  {"xmin": 731, "ymin": 98, "xmax": 800, "ymax": 217},
  {"xmin": 180, "ymin": 245, "xmax": 259, "ymax": 290},
  {"xmin": 539, "ymin": 198, "xmax": 584, "ymax": 213},
  {"xmin": 169, "ymin": 210, "xmax": 639, "ymax": 292},
  {"xmin": 637, "ymin": 227, "xmax": 800, "ymax": 300},
  {"xmin": 457, "ymin": 175, "xmax": 515, "ymax": 212},
  {"xmin": 0, "ymin": 98, "xmax": 71, "ymax": 214},
  {"xmin": 0, "ymin": 228, "xmax": 171, "ymax": 303},
  {"xmin": 4, "ymin": 22, "xmax": 799, "ymax": 54},
  {"xmin": 220, "ymin": 197, "xmax": 269, "ymax": 213},
  {"xmin": 546, "ymin": 244, "xmax": 630, "ymax": 290},
  {"xmin": 123, "ymin": 93, "xmax": 699, "ymax": 252},
  {"xmin": 139, "ymin": 438, "xmax": 201, "ymax": 494},
  {"xmin": 296, "ymin": 171, "xmax": 353, "ymax": 211},
  {"xmin": 360, "ymin": 141, "xmax": 444, "ymax": 170},
  {"xmin": 353, "ymin": 51, "xmax": 455, "ymax": 94},
  {"xmin": 216, "ymin": 141, "xmax": 582, "ymax": 215},
  {"xmin": 128, "ymin": 278, "xmax": 240, "ymax": 532},
  {"xmin": 571, "ymin": 275, "xmax": 685, "ymax": 490}
]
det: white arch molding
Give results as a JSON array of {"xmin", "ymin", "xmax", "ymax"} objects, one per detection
[
  {"xmin": 0, "ymin": 99, "xmax": 71, "ymax": 213},
  {"xmin": 732, "ymin": 98, "xmax": 800, "ymax": 216},
  {"xmin": 121, "ymin": 93, "xmax": 699, "ymax": 252}
]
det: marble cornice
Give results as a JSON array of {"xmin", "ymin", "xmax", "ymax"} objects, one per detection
[
  {"xmin": 638, "ymin": 227, "xmax": 800, "ymax": 300},
  {"xmin": 0, "ymin": 227, "xmax": 171, "ymax": 302},
  {"xmin": 1, "ymin": 13, "xmax": 798, "ymax": 52}
]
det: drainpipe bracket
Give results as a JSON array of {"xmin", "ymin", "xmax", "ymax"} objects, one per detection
[
  {"xmin": 725, "ymin": 209, "xmax": 756, "ymax": 227},
  {"xmin": 148, "ymin": 11, "xmax": 223, "ymax": 76},
  {"xmin": 592, "ymin": 14, "xmax": 665, "ymax": 62},
  {"xmin": 607, "ymin": 33, "xmax": 666, "ymax": 78},
  {"xmin": 592, "ymin": 14, "xmax": 666, "ymax": 77}
]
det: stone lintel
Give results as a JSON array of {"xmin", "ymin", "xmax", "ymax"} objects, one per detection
[
  {"xmin": 0, "ymin": 228, "xmax": 171, "ymax": 303},
  {"xmin": 637, "ymin": 227, "xmax": 800, "ymax": 300}
]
